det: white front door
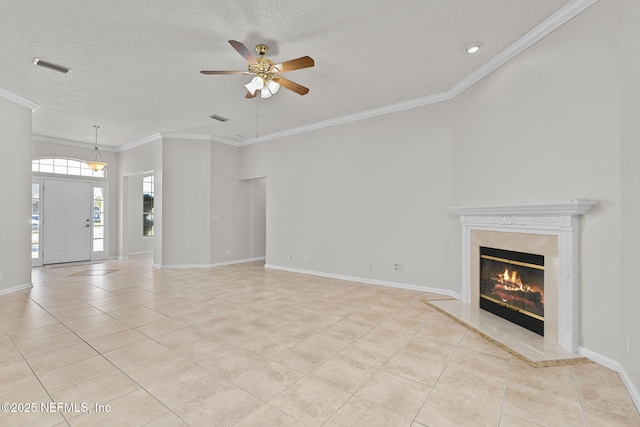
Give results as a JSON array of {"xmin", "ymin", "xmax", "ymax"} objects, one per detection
[{"xmin": 42, "ymin": 179, "xmax": 92, "ymax": 264}]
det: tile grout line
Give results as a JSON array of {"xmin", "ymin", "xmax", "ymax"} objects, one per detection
[{"xmin": 19, "ymin": 286, "xmax": 185, "ymax": 425}]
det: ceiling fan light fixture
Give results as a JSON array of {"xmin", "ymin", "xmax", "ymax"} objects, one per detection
[
  {"xmin": 267, "ymin": 80, "xmax": 280, "ymax": 94},
  {"xmin": 253, "ymin": 76, "xmax": 264, "ymax": 89},
  {"xmin": 244, "ymin": 76, "xmax": 266, "ymax": 95},
  {"xmin": 260, "ymin": 87, "xmax": 272, "ymax": 99}
]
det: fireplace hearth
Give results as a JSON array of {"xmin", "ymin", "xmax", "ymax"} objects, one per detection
[{"xmin": 480, "ymin": 246, "xmax": 544, "ymax": 335}]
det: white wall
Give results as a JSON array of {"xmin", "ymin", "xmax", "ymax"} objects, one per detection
[
  {"xmin": 0, "ymin": 95, "xmax": 32, "ymax": 293},
  {"xmin": 240, "ymin": 102, "xmax": 454, "ymax": 289}
]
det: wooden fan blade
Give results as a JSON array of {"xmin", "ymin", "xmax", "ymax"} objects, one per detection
[
  {"xmin": 200, "ymin": 70, "xmax": 247, "ymax": 75},
  {"xmin": 229, "ymin": 40, "xmax": 258, "ymax": 65},
  {"xmin": 275, "ymin": 56, "xmax": 314, "ymax": 73},
  {"xmin": 273, "ymin": 76, "xmax": 309, "ymax": 95},
  {"xmin": 246, "ymin": 90, "xmax": 257, "ymax": 98}
]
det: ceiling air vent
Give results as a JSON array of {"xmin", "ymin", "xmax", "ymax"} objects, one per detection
[
  {"xmin": 33, "ymin": 58, "xmax": 71, "ymax": 74},
  {"xmin": 209, "ymin": 114, "xmax": 229, "ymax": 122}
]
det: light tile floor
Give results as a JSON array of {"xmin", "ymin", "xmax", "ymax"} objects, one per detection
[{"xmin": 0, "ymin": 256, "xmax": 638, "ymax": 426}]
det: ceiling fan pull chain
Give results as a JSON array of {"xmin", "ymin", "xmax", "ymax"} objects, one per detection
[{"xmin": 256, "ymin": 95, "xmax": 260, "ymax": 138}]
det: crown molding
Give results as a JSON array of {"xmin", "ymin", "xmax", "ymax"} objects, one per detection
[
  {"xmin": 35, "ymin": 131, "xmax": 240, "ymax": 154},
  {"xmin": 0, "ymin": 88, "xmax": 39, "ymax": 111},
  {"xmin": 117, "ymin": 132, "xmax": 239, "ymax": 152},
  {"xmin": 161, "ymin": 132, "xmax": 238, "ymax": 146},
  {"xmin": 236, "ymin": 0, "xmax": 598, "ymax": 147},
  {"xmin": 116, "ymin": 133, "xmax": 162, "ymax": 152},
  {"xmin": 31, "ymin": 0, "xmax": 599, "ymax": 151},
  {"xmin": 237, "ymin": 91, "xmax": 455, "ymax": 146},
  {"xmin": 33, "ymin": 134, "xmax": 118, "ymax": 152}
]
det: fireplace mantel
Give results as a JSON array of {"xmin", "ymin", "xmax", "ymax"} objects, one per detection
[{"xmin": 449, "ymin": 200, "xmax": 597, "ymax": 352}]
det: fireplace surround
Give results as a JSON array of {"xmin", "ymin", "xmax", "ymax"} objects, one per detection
[{"xmin": 449, "ymin": 200, "xmax": 596, "ymax": 353}]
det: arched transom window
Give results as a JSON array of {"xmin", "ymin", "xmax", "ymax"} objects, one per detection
[{"xmin": 32, "ymin": 158, "xmax": 106, "ymax": 178}]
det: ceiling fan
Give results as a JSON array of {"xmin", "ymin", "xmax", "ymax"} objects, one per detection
[{"xmin": 201, "ymin": 40, "xmax": 314, "ymax": 99}]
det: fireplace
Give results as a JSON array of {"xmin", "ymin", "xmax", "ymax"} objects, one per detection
[
  {"xmin": 449, "ymin": 200, "xmax": 597, "ymax": 353},
  {"xmin": 480, "ymin": 246, "xmax": 544, "ymax": 336}
]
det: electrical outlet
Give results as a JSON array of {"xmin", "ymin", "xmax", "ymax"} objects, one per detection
[
  {"xmin": 0, "ymin": 270, "xmax": 2, "ymax": 279},
  {"xmin": 625, "ymin": 333, "xmax": 630, "ymax": 354},
  {"xmin": 366, "ymin": 253, "xmax": 371, "ymax": 260},
  {"xmin": 393, "ymin": 264, "xmax": 399, "ymax": 274},
  {"xmin": 304, "ymin": 256, "xmax": 308, "ymax": 263},
  {"xmin": 226, "ymin": 249, "xmax": 231, "ymax": 255},
  {"xmin": 366, "ymin": 263, "xmax": 371, "ymax": 270},
  {"xmin": 288, "ymin": 254, "xmax": 292, "ymax": 261}
]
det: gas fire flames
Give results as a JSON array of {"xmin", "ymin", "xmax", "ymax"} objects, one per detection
[{"xmin": 498, "ymin": 268, "xmax": 534, "ymax": 292}]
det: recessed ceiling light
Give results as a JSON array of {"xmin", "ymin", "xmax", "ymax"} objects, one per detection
[
  {"xmin": 33, "ymin": 58, "xmax": 71, "ymax": 73},
  {"xmin": 464, "ymin": 43, "xmax": 483, "ymax": 54}
]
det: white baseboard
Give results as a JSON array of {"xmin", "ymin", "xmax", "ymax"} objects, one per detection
[
  {"xmin": 264, "ymin": 264, "xmax": 461, "ymax": 300},
  {"xmin": 158, "ymin": 263, "xmax": 214, "ymax": 269},
  {"xmin": 0, "ymin": 281, "xmax": 33, "ymax": 296},
  {"xmin": 126, "ymin": 251, "xmax": 153, "ymax": 256},
  {"xmin": 211, "ymin": 257, "xmax": 266, "ymax": 267},
  {"xmin": 157, "ymin": 257, "xmax": 266, "ymax": 269},
  {"xmin": 578, "ymin": 346, "xmax": 640, "ymax": 413}
]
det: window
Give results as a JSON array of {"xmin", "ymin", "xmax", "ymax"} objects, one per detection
[
  {"xmin": 32, "ymin": 158, "xmax": 106, "ymax": 178},
  {"xmin": 31, "ymin": 183, "xmax": 40, "ymax": 259},
  {"xmin": 93, "ymin": 188, "xmax": 105, "ymax": 251},
  {"xmin": 143, "ymin": 175, "xmax": 154, "ymax": 236}
]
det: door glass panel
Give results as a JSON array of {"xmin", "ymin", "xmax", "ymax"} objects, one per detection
[
  {"xmin": 143, "ymin": 175, "xmax": 154, "ymax": 236},
  {"xmin": 93, "ymin": 226, "xmax": 104, "ymax": 239},
  {"xmin": 31, "ymin": 183, "xmax": 40, "ymax": 259},
  {"xmin": 93, "ymin": 187, "xmax": 105, "ymax": 252}
]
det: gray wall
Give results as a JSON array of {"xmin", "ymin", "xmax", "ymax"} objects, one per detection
[
  {"xmin": 620, "ymin": 0, "xmax": 640, "ymax": 401},
  {"xmin": 248, "ymin": 177, "xmax": 266, "ymax": 259},
  {"xmin": 0, "ymin": 95, "xmax": 32, "ymax": 293},
  {"xmin": 240, "ymin": 102, "xmax": 454, "ymax": 289},
  {"xmin": 161, "ymin": 138, "xmax": 211, "ymax": 266}
]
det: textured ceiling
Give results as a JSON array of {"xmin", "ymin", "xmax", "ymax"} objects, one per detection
[{"xmin": 0, "ymin": 0, "xmax": 576, "ymax": 148}]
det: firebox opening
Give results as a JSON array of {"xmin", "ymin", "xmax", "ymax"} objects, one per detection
[{"xmin": 480, "ymin": 247, "xmax": 544, "ymax": 336}]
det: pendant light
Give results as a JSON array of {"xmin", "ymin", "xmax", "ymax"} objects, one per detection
[{"xmin": 85, "ymin": 125, "xmax": 108, "ymax": 171}]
